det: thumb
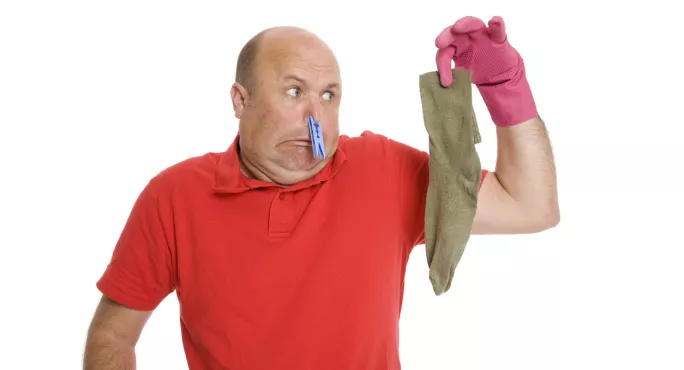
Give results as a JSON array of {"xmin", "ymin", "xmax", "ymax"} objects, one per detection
[
  {"xmin": 487, "ymin": 16, "xmax": 507, "ymax": 43},
  {"xmin": 436, "ymin": 46, "xmax": 456, "ymax": 87}
]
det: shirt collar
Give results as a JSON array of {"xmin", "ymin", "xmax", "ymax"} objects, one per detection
[{"xmin": 213, "ymin": 133, "xmax": 348, "ymax": 194}]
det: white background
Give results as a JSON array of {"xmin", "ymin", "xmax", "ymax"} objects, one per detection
[{"xmin": 1, "ymin": 1, "xmax": 683, "ymax": 369}]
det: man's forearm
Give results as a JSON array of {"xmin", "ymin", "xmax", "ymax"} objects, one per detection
[
  {"xmin": 493, "ymin": 116, "xmax": 560, "ymax": 226},
  {"xmin": 83, "ymin": 333, "xmax": 136, "ymax": 370}
]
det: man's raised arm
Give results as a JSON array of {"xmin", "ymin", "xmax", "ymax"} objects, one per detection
[
  {"xmin": 435, "ymin": 15, "xmax": 559, "ymax": 234},
  {"xmin": 474, "ymin": 117, "xmax": 559, "ymax": 234}
]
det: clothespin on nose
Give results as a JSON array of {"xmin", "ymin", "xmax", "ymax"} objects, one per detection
[{"xmin": 308, "ymin": 115, "xmax": 326, "ymax": 159}]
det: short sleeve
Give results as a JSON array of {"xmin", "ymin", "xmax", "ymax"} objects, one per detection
[
  {"xmin": 96, "ymin": 180, "xmax": 175, "ymax": 311},
  {"xmin": 390, "ymin": 138, "xmax": 489, "ymax": 252}
]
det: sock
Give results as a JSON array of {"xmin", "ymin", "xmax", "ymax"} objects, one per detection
[{"xmin": 418, "ymin": 68, "xmax": 483, "ymax": 296}]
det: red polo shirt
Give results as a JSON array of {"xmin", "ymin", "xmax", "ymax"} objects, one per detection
[{"xmin": 97, "ymin": 130, "xmax": 487, "ymax": 370}]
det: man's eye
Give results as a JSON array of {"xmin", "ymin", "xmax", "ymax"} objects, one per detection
[
  {"xmin": 322, "ymin": 92, "xmax": 333, "ymax": 101},
  {"xmin": 286, "ymin": 88, "xmax": 300, "ymax": 97}
]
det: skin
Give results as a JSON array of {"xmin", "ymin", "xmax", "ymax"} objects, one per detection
[
  {"xmin": 230, "ymin": 26, "xmax": 342, "ymax": 186},
  {"xmin": 83, "ymin": 296, "xmax": 149, "ymax": 370},
  {"xmin": 82, "ymin": 26, "xmax": 559, "ymax": 369},
  {"xmin": 473, "ymin": 117, "xmax": 560, "ymax": 234}
]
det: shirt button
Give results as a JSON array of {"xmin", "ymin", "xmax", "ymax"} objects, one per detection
[{"xmin": 279, "ymin": 193, "xmax": 286, "ymax": 200}]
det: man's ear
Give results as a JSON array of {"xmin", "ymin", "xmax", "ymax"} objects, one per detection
[{"xmin": 230, "ymin": 82, "xmax": 250, "ymax": 119}]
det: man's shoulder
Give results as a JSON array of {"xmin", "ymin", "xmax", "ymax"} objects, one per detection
[
  {"xmin": 338, "ymin": 130, "xmax": 427, "ymax": 159},
  {"xmin": 339, "ymin": 130, "xmax": 394, "ymax": 154},
  {"xmin": 340, "ymin": 129, "xmax": 389, "ymax": 142},
  {"xmin": 144, "ymin": 151, "xmax": 223, "ymax": 195}
]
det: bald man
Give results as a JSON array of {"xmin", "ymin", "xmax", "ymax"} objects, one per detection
[{"xmin": 84, "ymin": 21, "xmax": 559, "ymax": 370}]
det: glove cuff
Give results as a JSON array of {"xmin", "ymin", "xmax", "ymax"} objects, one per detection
[{"xmin": 476, "ymin": 60, "xmax": 538, "ymax": 127}]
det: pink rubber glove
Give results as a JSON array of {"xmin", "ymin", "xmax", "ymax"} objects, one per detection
[{"xmin": 435, "ymin": 16, "xmax": 538, "ymax": 127}]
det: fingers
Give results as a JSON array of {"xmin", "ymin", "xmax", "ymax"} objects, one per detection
[
  {"xmin": 451, "ymin": 16, "xmax": 486, "ymax": 34},
  {"xmin": 436, "ymin": 46, "xmax": 456, "ymax": 87},
  {"xmin": 434, "ymin": 15, "xmax": 508, "ymax": 87},
  {"xmin": 435, "ymin": 25, "xmax": 456, "ymax": 49},
  {"xmin": 436, "ymin": 16, "xmax": 487, "ymax": 48},
  {"xmin": 487, "ymin": 16, "xmax": 507, "ymax": 43}
]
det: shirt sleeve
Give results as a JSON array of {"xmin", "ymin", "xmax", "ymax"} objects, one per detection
[
  {"xmin": 96, "ymin": 180, "xmax": 176, "ymax": 311},
  {"xmin": 389, "ymin": 138, "xmax": 488, "ymax": 252}
]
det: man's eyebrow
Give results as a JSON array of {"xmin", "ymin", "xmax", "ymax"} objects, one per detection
[
  {"xmin": 284, "ymin": 74, "xmax": 306, "ymax": 85},
  {"xmin": 284, "ymin": 74, "xmax": 340, "ymax": 90}
]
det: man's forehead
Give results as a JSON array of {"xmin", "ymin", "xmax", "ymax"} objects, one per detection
[
  {"xmin": 255, "ymin": 28, "xmax": 341, "ymax": 85},
  {"xmin": 283, "ymin": 73, "xmax": 340, "ymax": 89},
  {"xmin": 273, "ymin": 47, "xmax": 339, "ymax": 73},
  {"xmin": 265, "ymin": 53, "xmax": 341, "ymax": 88}
]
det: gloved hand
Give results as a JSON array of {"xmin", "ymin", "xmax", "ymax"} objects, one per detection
[{"xmin": 435, "ymin": 16, "xmax": 538, "ymax": 127}]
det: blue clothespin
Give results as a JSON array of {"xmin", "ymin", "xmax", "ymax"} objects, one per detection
[
  {"xmin": 307, "ymin": 115, "xmax": 326, "ymax": 159},
  {"xmin": 308, "ymin": 115, "xmax": 316, "ymax": 157}
]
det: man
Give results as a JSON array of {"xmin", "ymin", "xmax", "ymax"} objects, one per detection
[{"xmin": 83, "ymin": 16, "xmax": 559, "ymax": 370}]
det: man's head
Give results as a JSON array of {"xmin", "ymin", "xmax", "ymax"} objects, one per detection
[{"xmin": 230, "ymin": 26, "xmax": 342, "ymax": 186}]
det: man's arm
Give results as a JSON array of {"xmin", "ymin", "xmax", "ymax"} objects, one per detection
[
  {"xmin": 472, "ymin": 116, "xmax": 560, "ymax": 234},
  {"xmin": 434, "ymin": 16, "xmax": 559, "ymax": 234},
  {"xmin": 83, "ymin": 295, "xmax": 153, "ymax": 370}
]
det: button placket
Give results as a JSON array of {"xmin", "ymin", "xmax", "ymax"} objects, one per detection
[{"xmin": 269, "ymin": 190, "xmax": 296, "ymax": 238}]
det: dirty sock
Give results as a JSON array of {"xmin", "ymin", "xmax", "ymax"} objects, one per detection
[{"xmin": 418, "ymin": 68, "xmax": 483, "ymax": 295}]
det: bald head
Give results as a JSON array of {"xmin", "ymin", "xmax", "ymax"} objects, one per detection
[{"xmin": 235, "ymin": 26, "xmax": 338, "ymax": 92}]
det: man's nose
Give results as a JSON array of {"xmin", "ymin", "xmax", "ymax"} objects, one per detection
[{"xmin": 306, "ymin": 98, "xmax": 323, "ymax": 123}]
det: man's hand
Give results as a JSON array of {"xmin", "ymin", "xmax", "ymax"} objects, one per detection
[
  {"xmin": 434, "ymin": 16, "xmax": 559, "ymax": 234},
  {"xmin": 435, "ymin": 16, "xmax": 538, "ymax": 127}
]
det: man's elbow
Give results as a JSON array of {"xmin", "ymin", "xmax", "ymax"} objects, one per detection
[
  {"xmin": 527, "ymin": 204, "xmax": 560, "ymax": 233},
  {"xmin": 538, "ymin": 210, "xmax": 560, "ymax": 231},
  {"xmin": 83, "ymin": 329, "xmax": 136, "ymax": 370}
]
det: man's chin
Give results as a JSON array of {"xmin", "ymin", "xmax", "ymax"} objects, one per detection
[
  {"xmin": 269, "ymin": 163, "xmax": 322, "ymax": 186},
  {"xmin": 279, "ymin": 148, "xmax": 320, "ymax": 166},
  {"xmin": 286, "ymin": 157, "xmax": 323, "ymax": 173}
]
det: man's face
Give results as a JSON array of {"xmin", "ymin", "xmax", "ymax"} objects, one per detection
[{"xmin": 233, "ymin": 35, "xmax": 342, "ymax": 183}]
